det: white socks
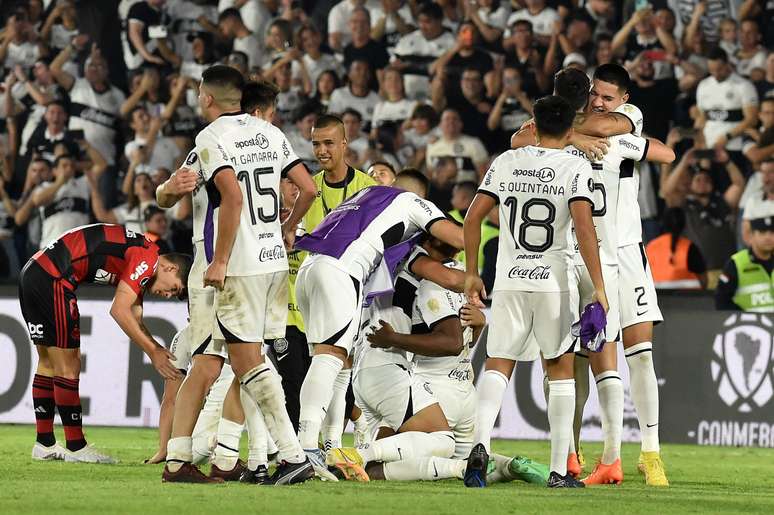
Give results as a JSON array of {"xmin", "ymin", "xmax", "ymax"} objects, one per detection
[
  {"xmin": 595, "ymin": 371, "xmax": 623, "ymax": 464},
  {"xmin": 357, "ymin": 431, "xmax": 455, "ymax": 465},
  {"xmin": 166, "ymin": 436, "xmax": 193, "ymax": 472},
  {"xmin": 298, "ymin": 354, "xmax": 344, "ymax": 449},
  {"xmin": 322, "ymin": 367, "xmax": 351, "ymax": 450},
  {"xmin": 626, "ymin": 342, "xmax": 660, "ymax": 452},
  {"xmin": 240, "ymin": 363, "xmax": 304, "ymax": 464},
  {"xmin": 383, "ymin": 457, "xmax": 466, "ymax": 481},
  {"xmin": 241, "ymin": 390, "xmax": 268, "ymax": 470},
  {"xmin": 473, "ymin": 370, "xmax": 509, "ymax": 453},
  {"xmin": 213, "ymin": 418, "xmax": 242, "ymax": 470},
  {"xmin": 548, "ymin": 379, "xmax": 575, "ymax": 476}
]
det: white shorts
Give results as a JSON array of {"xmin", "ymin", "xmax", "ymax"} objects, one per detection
[
  {"xmin": 353, "ymin": 364, "xmax": 438, "ymax": 432},
  {"xmin": 427, "ymin": 379, "xmax": 476, "ymax": 459},
  {"xmin": 296, "ymin": 255, "xmax": 363, "ymax": 353},
  {"xmin": 575, "ymin": 264, "xmax": 621, "ymax": 342},
  {"xmin": 618, "ymin": 243, "xmax": 663, "ymax": 329},
  {"xmin": 182, "ymin": 244, "xmax": 228, "ymax": 364},
  {"xmin": 212, "ymin": 272, "xmax": 288, "ymax": 344},
  {"xmin": 487, "ymin": 290, "xmax": 578, "ymax": 361}
]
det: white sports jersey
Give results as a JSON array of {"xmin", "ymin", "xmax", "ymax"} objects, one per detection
[
  {"xmin": 506, "ymin": 7, "xmax": 560, "ymax": 37},
  {"xmin": 391, "ymin": 30, "xmax": 456, "ymax": 101},
  {"xmin": 411, "ymin": 260, "xmax": 474, "ymax": 388},
  {"xmin": 566, "ymin": 132, "xmax": 649, "ymax": 265},
  {"xmin": 328, "ymin": 87, "xmax": 381, "ymax": 126},
  {"xmin": 371, "ymin": 98, "xmax": 418, "ymax": 128},
  {"xmin": 478, "ymin": 146, "xmax": 594, "ymax": 292},
  {"xmin": 308, "ymin": 190, "xmax": 446, "ymax": 283},
  {"xmin": 37, "ymin": 175, "xmax": 90, "ymax": 249},
  {"xmin": 190, "ymin": 113, "xmax": 302, "ymax": 276},
  {"xmin": 68, "ymin": 78, "xmax": 126, "ymax": 165},
  {"xmin": 696, "ymin": 73, "xmax": 758, "ymax": 150}
]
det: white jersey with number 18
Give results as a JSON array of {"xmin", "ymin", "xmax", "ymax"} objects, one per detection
[
  {"xmin": 190, "ymin": 113, "xmax": 302, "ymax": 276},
  {"xmin": 478, "ymin": 146, "xmax": 595, "ymax": 293}
]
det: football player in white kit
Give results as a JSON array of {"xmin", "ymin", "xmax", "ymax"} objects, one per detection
[
  {"xmin": 293, "ymin": 174, "xmax": 464, "ymax": 477},
  {"xmin": 156, "ymin": 65, "xmax": 317, "ymax": 484},
  {"xmin": 510, "ymin": 66, "xmax": 676, "ymax": 485},
  {"xmin": 569, "ymin": 64, "xmax": 671, "ymax": 486},
  {"xmin": 463, "ymin": 95, "xmax": 607, "ymax": 488}
]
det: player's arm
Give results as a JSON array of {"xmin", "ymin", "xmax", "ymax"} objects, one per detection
[
  {"xmin": 110, "ymin": 281, "xmax": 182, "ymax": 380},
  {"xmin": 644, "ymin": 137, "xmax": 676, "ymax": 163},
  {"xmin": 570, "ymin": 197, "xmax": 608, "ymax": 312},
  {"xmin": 409, "ymin": 255, "xmax": 465, "ymax": 293},
  {"xmin": 367, "ymin": 318, "xmax": 463, "ymax": 357},
  {"xmin": 282, "ymin": 162, "xmax": 317, "ymax": 248},
  {"xmin": 156, "ymin": 166, "xmax": 198, "ymax": 208},
  {"xmin": 205, "ymin": 168, "xmax": 242, "ymax": 289},
  {"xmin": 463, "ymin": 192, "xmax": 495, "ymax": 307},
  {"xmin": 573, "ymin": 112, "xmax": 633, "ymax": 137}
]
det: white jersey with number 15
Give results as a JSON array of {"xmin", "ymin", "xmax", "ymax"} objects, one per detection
[{"xmin": 478, "ymin": 146, "xmax": 594, "ymax": 293}]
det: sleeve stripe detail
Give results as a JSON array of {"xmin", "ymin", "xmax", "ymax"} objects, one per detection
[
  {"xmin": 428, "ymin": 313, "xmax": 459, "ymax": 330},
  {"xmin": 425, "ymin": 216, "xmax": 446, "ymax": 232},
  {"xmin": 476, "ymin": 190, "xmax": 500, "ymax": 204},
  {"xmin": 639, "ymin": 139, "xmax": 650, "ymax": 162},
  {"xmin": 568, "ymin": 196, "xmax": 594, "ymax": 206},
  {"xmin": 281, "ymin": 159, "xmax": 304, "ymax": 178}
]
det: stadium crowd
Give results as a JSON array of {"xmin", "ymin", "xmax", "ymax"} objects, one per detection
[{"xmin": 0, "ymin": 0, "xmax": 772, "ymax": 298}]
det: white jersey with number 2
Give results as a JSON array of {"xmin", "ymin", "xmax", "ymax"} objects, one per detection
[{"xmin": 478, "ymin": 146, "xmax": 594, "ymax": 292}]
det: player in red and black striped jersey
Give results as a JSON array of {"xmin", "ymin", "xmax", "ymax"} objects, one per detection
[{"xmin": 19, "ymin": 223, "xmax": 192, "ymax": 463}]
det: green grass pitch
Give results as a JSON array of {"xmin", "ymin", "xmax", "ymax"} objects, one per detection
[{"xmin": 2, "ymin": 425, "xmax": 773, "ymax": 514}]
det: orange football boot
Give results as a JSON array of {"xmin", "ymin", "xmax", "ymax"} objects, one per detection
[{"xmin": 581, "ymin": 458, "xmax": 623, "ymax": 485}]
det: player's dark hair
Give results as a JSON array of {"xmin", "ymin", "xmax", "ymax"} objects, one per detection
[
  {"xmin": 395, "ymin": 168, "xmax": 430, "ymax": 197},
  {"xmin": 161, "ymin": 252, "xmax": 193, "ymax": 291},
  {"xmin": 314, "ymin": 114, "xmax": 345, "ymax": 131},
  {"xmin": 707, "ymin": 47, "xmax": 729, "ymax": 63},
  {"xmin": 593, "ymin": 63, "xmax": 631, "ymax": 94},
  {"xmin": 241, "ymin": 80, "xmax": 279, "ymax": 113},
  {"xmin": 411, "ymin": 104, "xmax": 438, "ymax": 126},
  {"xmin": 202, "ymin": 64, "xmax": 245, "ymax": 93},
  {"xmin": 218, "ymin": 8, "xmax": 242, "ymax": 22},
  {"xmin": 418, "ymin": 2, "xmax": 443, "ymax": 20},
  {"xmin": 453, "ymin": 181, "xmax": 477, "ymax": 198},
  {"xmin": 533, "ymin": 95, "xmax": 576, "ymax": 139},
  {"xmin": 368, "ymin": 161, "xmax": 397, "ymax": 177},
  {"xmin": 340, "ymin": 108, "xmax": 363, "ymax": 122},
  {"xmin": 554, "ymin": 67, "xmax": 590, "ymax": 112},
  {"xmin": 293, "ymin": 99, "xmax": 322, "ymax": 123},
  {"xmin": 31, "ymin": 156, "xmax": 52, "ymax": 168},
  {"xmin": 511, "ymin": 19, "xmax": 533, "ymax": 33}
]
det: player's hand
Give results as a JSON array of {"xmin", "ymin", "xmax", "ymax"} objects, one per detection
[
  {"xmin": 167, "ymin": 167, "xmax": 198, "ymax": 196},
  {"xmin": 592, "ymin": 290, "xmax": 610, "ymax": 314},
  {"xmin": 204, "ymin": 261, "xmax": 227, "ymax": 290},
  {"xmin": 367, "ymin": 320, "xmax": 396, "ymax": 349},
  {"xmin": 464, "ymin": 273, "xmax": 487, "ymax": 308},
  {"xmin": 150, "ymin": 346, "xmax": 182, "ymax": 381},
  {"xmin": 460, "ymin": 303, "xmax": 486, "ymax": 328},
  {"xmin": 572, "ymin": 133, "xmax": 609, "ymax": 162}
]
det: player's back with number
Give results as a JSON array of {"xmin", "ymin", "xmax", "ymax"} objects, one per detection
[
  {"xmin": 195, "ymin": 113, "xmax": 301, "ymax": 275},
  {"xmin": 479, "ymin": 146, "xmax": 593, "ymax": 292}
]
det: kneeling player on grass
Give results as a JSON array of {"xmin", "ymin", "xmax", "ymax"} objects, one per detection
[
  {"xmin": 463, "ymin": 95, "xmax": 607, "ymax": 489},
  {"xmin": 20, "ymin": 223, "xmax": 190, "ymax": 463}
]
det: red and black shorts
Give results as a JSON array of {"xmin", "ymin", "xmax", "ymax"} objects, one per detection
[{"xmin": 19, "ymin": 260, "xmax": 81, "ymax": 349}]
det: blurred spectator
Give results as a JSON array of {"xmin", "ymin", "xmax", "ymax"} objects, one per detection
[
  {"xmin": 426, "ymin": 156, "xmax": 457, "ymax": 212},
  {"xmin": 391, "ymin": 2, "xmax": 455, "ymax": 101},
  {"xmin": 741, "ymin": 158, "xmax": 774, "ymax": 245},
  {"xmin": 372, "ymin": 67, "xmax": 417, "ymax": 130},
  {"xmin": 143, "ymin": 204, "xmax": 172, "ymax": 253},
  {"xmin": 402, "ymin": 103, "xmax": 439, "ymax": 170},
  {"xmin": 369, "ymin": 0, "xmax": 415, "ymax": 53},
  {"xmin": 179, "ymin": 32, "xmax": 216, "ymax": 81},
  {"xmin": 448, "ymin": 181, "xmax": 476, "ymax": 223},
  {"xmin": 89, "ymin": 160, "xmax": 156, "ymax": 235},
  {"xmin": 743, "ymin": 97, "xmax": 774, "ymax": 167},
  {"xmin": 165, "ymin": 0, "xmax": 218, "ymax": 64},
  {"xmin": 366, "ymin": 160, "xmax": 396, "ymax": 185},
  {"xmin": 0, "ymin": 9, "xmax": 45, "ymax": 73},
  {"xmin": 715, "ymin": 215, "xmax": 774, "ymax": 312},
  {"xmin": 122, "ymin": 0, "xmax": 179, "ymax": 70},
  {"xmin": 755, "ymin": 53, "xmax": 774, "ymax": 101},
  {"xmin": 24, "ymin": 101, "xmax": 79, "ymax": 164},
  {"xmin": 694, "ymin": 48, "xmax": 758, "ymax": 165},
  {"xmin": 124, "ymin": 106, "xmax": 182, "ymax": 173},
  {"xmin": 363, "ymin": 120, "xmax": 403, "ymax": 169},
  {"xmin": 661, "ymin": 146, "xmax": 745, "ymax": 278},
  {"xmin": 583, "ymin": 0, "xmax": 617, "ymax": 37},
  {"xmin": 487, "ymin": 66, "xmax": 533, "ymax": 149},
  {"xmin": 294, "ymin": 25, "xmax": 342, "ymax": 95},
  {"xmin": 612, "ymin": 6, "xmax": 677, "ymax": 81},
  {"xmin": 313, "ymin": 69, "xmax": 340, "ymax": 110},
  {"xmin": 732, "ymin": 18, "xmax": 767, "ymax": 82},
  {"xmin": 328, "ymin": 0, "xmax": 380, "ymax": 53},
  {"xmin": 40, "ymin": 1, "xmax": 79, "ymax": 53},
  {"xmin": 426, "ymin": 108, "xmax": 488, "ymax": 182},
  {"xmin": 13, "ymin": 157, "xmax": 51, "ymax": 256},
  {"xmin": 646, "ymin": 207, "xmax": 707, "ymax": 289},
  {"xmin": 328, "ymin": 60, "xmax": 380, "ymax": 129},
  {"xmin": 121, "ymin": 66, "xmax": 165, "ymax": 118},
  {"xmin": 432, "ymin": 67, "xmax": 493, "ymax": 148},
  {"xmin": 343, "ymin": 7, "xmax": 389, "ymax": 72},
  {"xmin": 262, "ymin": 18, "xmax": 295, "ymax": 68},
  {"xmin": 430, "ymin": 20, "xmax": 493, "ymax": 91},
  {"xmin": 717, "ymin": 17, "xmax": 738, "ymax": 57},
  {"xmin": 628, "ymin": 54, "xmax": 680, "ymax": 141},
  {"xmin": 341, "ymin": 107, "xmax": 369, "ymax": 164},
  {"xmin": 286, "ymin": 99, "xmax": 319, "ymax": 169},
  {"xmin": 739, "ymin": 0, "xmax": 774, "ymax": 48},
  {"xmin": 502, "ymin": 19, "xmax": 548, "ymax": 97},
  {"xmin": 544, "ymin": 11, "xmax": 595, "ymax": 76},
  {"xmin": 218, "ymin": 8, "xmax": 263, "ymax": 69},
  {"xmin": 679, "ymin": 0, "xmax": 731, "ymax": 44},
  {"xmin": 270, "ymin": 57, "xmax": 305, "ymax": 127},
  {"xmin": 506, "ymin": 0, "xmax": 559, "ymax": 47},
  {"xmin": 465, "ymin": 0, "xmax": 510, "ymax": 51}
]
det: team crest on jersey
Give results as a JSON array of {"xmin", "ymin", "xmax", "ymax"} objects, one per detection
[
  {"xmin": 711, "ymin": 314, "xmax": 773, "ymax": 413},
  {"xmin": 185, "ymin": 151, "xmax": 198, "ymax": 166},
  {"xmin": 273, "ymin": 337, "xmax": 289, "ymax": 354},
  {"xmin": 282, "ymin": 140, "xmax": 290, "ymax": 158},
  {"xmin": 94, "ymin": 268, "xmax": 116, "ymax": 285}
]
